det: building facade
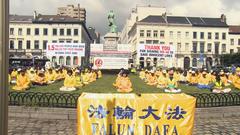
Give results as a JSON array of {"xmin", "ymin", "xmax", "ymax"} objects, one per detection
[
  {"xmin": 229, "ymin": 26, "xmax": 240, "ymax": 53},
  {"xmin": 126, "ymin": 14, "xmax": 229, "ymax": 69},
  {"xmin": 57, "ymin": 4, "xmax": 86, "ymax": 23},
  {"xmin": 9, "ymin": 13, "xmax": 92, "ymax": 66}
]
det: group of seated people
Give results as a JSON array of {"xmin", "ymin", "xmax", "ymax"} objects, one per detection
[
  {"xmin": 113, "ymin": 69, "xmax": 133, "ymax": 93},
  {"xmin": 139, "ymin": 67, "xmax": 240, "ymax": 93},
  {"xmin": 9, "ymin": 67, "xmax": 102, "ymax": 92}
]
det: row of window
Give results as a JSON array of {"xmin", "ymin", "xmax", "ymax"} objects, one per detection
[
  {"xmin": 230, "ymin": 38, "xmax": 240, "ymax": 45},
  {"xmin": 52, "ymin": 56, "xmax": 79, "ymax": 65},
  {"xmin": 9, "ymin": 40, "xmax": 79, "ymax": 50},
  {"xmin": 9, "ymin": 28, "xmax": 79, "ymax": 36},
  {"xmin": 139, "ymin": 30, "xmax": 226, "ymax": 40},
  {"xmin": 139, "ymin": 40, "xmax": 226, "ymax": 54}
]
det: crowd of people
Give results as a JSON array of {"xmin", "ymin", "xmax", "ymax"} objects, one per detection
[
  {"xmin": 9, "ymin": 67, "xmax": 102, "ymax": 92},
  {"xmin": 139, "ymin": 67, "xmax": 240, "ymax": 93}
]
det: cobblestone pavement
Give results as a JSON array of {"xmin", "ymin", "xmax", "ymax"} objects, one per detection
[{"xmin": 8, "ymin": 117, "xmax": 240, "ymax": 135}]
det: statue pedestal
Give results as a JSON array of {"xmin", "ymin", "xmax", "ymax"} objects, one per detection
[{"xmin": 103, "ymin": 32, "xmax": 119, "ymax": 51}]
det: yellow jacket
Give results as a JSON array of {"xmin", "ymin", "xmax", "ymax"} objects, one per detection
[
  {"xmin": 45, "ymin": 72, "xmax": 55, "ymax": 82},
  {"xmin": 198, "ymin": 76, "xmax": 211, "ymax": 85},
  {"xmin": 64, "ymin": 75, "xmax": 76, "ymax": 88},
  {"xmin": 117, "ymin": 77, "xmax": 132, "ymax": 90},
  {"xmin": 233, "ymin": 76, "xmax": 240, "ymax": 89},
  {"xmin": 139, "ymin": 71, "xmax": 145, "ymax": 79},
  {"xmin": 97, "ymin": 70, "xmax": 102, "ymax": 78},
  {"xmin": 11, "ymin": 71, "xmax": 18, "ymax": 78},
  {"xmin": 34, "ymin": 75, "xmax": 47, "ymax": 83},
  {"xmin": 157, "ymin": 76, "xmax": 168, "ymax": 87},
  {"xmin": 167, "ymin": 77, "xmax": 178, "ymax": 88},
  {"xmin": 15, "ymin": 74, "xmax": 30, "ymax": 87}
]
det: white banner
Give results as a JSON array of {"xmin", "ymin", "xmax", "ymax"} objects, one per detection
[
  {"xmin": 93, "ymin": 57, "xmax": 128, "ymax": 69},
  {"xmin": 46, "ymin": 43, "xmax": 85, "ymax": 57},
  {"xmin": 137, "ymin": 44, "xmax": 175, "ymax": 58},
  {"xmin": 91, "ymin": 44, "xmax": 131, "ymax": 53}
]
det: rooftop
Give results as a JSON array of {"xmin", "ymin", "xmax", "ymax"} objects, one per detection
[
  {"xmin": 229, "ymin": 25, "xmax": 240, "ymax": 34},
  {"xmin": 139, "ymin": 15, "xmax": 228, "ymax": 27}
]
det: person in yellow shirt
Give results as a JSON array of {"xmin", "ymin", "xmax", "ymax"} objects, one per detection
[
  {"xmin": 233, "ymin": 67, "xmax": 240, "ymax": 89},
  {"xmin": 45, "ymin": 68, "xmax": 55, "ymax": 84},
  {"xmin": 139, "ymin": 69, "xmax": 146, "ymax": 80},
  {"xmin": 220, "ymin": 70, "xmax": 230, "ymax": 86},
  {"xmin": 197, "ymin": 71, "xmax": 212, "ymax": 89},
  {"xmin": 32, "ymin": 70, "xmax": 47, "ymax": 86},
  {"xmin": 82, "ymin": 70, "xmax": 90, "ymax": 85},
  {"xmin": 212, "ymin": 74, "xmax": 231, "ymax": 93},
  {"xmin": 10, "ymin": 68, "xmax": 18, "ymax": 84},
  {"xmin": 12, "ymin": 69, "xmax": 30, "ymax": 91},
  {"xmin": 147, "ymin": 71, "xmax": 158, "ymax": 86},
  {"xmin": 74, "ymin": 70, "xmax": 83, "ymax": 88},
  {"xmin": 188, "ymin": 71, "xmax": 198, "ymax": 86},
  {"xmin": 164, "ymin": 69, "xmax": 181, "ymax": 93},
  {"xmin": 28, "ymin": 68, "xmax": 36, "ymax": 82},
  {"xmin": 116, "ymin": 70, "xmax": 133, "ymax": 93},
  {"xmin": 89, "ymin": 70, "xmax": 97, "ymax": 83},
  {"xmin": 97, "ymin": 69, "xmax": 102, "ymax": 78},
  {"xmin": 179, "ymin": 70, "xmax": 188, "ymax": 84},
  {"xmin": 113, "ymin": 71, "xmax": 123, "ymax": 88},
  {"xmin": 60, "ymin": 70, "xmax": 77, "ymax": 92},
  {"xmin": 157, "ymin": 70, "xmax": 168, "ymax": 88}
]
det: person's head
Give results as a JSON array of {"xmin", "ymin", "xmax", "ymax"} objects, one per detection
[
  {"xmin": 67, "ymin": 70, "xmax": 73, "ymax": 76},
  {"xmin": 236, "ymin": 67, "xmax": 240, "ymax": 76},
  {"xmin": 75, "ymin": 70, "xmax": 80, "ymax": 76},
  {"xmin": 20, "ymin": 69, "xmax": 26, "ymax": 76},
  {"xmin": 202, "ymin": 71, "xmax": 207, "ymax": 78},
  {"xmin": 48, "ymin": 68, "xmax": 53, "ymax": 73},
  {"xmin": 162, "ymin": 70, "xmax": 167, "ymax": 76},
  {"xmin": 216, "ymin": 74, "xmax": 221, "ymax": 82},
  {"xmin": 122, "ymin": 70, "xmax": 128, "ymax": 77},
  {"xmin": 38, "ymin": 70, "xmax": 45, "ymax": 77},
  {"xmin": 192, "ymin": 71, "xmax": 196, "ymax": 76}
]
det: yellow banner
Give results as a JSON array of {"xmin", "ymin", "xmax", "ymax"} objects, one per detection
[{"xmin": 77, "ymin": 93, "xmax": 196, "ymax": 135}]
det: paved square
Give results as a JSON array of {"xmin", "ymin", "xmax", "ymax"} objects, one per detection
[{"xmin": 8, "ymin": 117, "xmax": 240, "ymax": 135}]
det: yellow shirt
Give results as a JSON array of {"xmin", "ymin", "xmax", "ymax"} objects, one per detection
[
  {"xmin": 45, "ymin": 72, "xmax": 55, "ymax": 82},
  {"xmin": 11, "ymin": 71, "xmax": 18, "ymax": 78},
  {"xmin": 15, "ymin": 74, "xmax": 30, "ymax": 87},
  {"xmin": 64, "ymin": 75, "xmax": 76, "ymax": 88},
  {"xmin": 198, "ymin": 76, "xmax": 211, "ymax": 85},
  {"xmin": 139, "ymin": 71, "xmax": 145, "ymax": 79},
  {"xmin": 97, "ymin": 70, "xmax": 102, "ymax": 78},
  {"xmin": 233, "ymin": 76, "xmax": 240, "ymax": 89},
  {"xmin": 157, "ymin": 76, "xmax": 168, "ymax": 86}
]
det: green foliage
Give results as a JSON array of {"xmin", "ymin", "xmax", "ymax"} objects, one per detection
[{"xmin": 221, "ymin": 53, "xmax": 240, "ymax": 66}]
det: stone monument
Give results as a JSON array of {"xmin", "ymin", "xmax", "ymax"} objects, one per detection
[{"xmin": 103, "ymin": 10, "xmax": 119, "ymax": 51}]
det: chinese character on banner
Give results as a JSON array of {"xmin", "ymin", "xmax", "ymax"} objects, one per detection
[
  {"xmin": 165, "ymin": 106, "xmax": 187, "ymax": 120},
  {"xmin": 139, "ymin": 106, "xmax": 161, "ymax": 120},
  {"xmin": 87, "ymin": 105, "xmax": 110, "ymax": 119},
  {"xmin": 113, "ymin": 106, "xmax": 136, "ymax": 120}
]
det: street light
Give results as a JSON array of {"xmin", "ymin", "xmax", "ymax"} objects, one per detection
[{"xmin": 0, "ymin": 0, "xmax": 9, "ymax": 134}]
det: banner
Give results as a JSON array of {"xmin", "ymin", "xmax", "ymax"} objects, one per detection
[
  {"xmin": 46, "ymin": 43, "xmax": 85, "ymax": 57},
  {"xmin": 137, "ymin": 44, "xmax": 175, "ymax": 58},
  {"xmin": 77, "ymin": 93, "xmax": 196, "ymax": 135},
  {"xmin": 93, "ymin": 57, "xmax": 128, "ymax": 69}
]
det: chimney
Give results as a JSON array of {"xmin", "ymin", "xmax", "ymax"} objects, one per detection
[
  {"xmin": 221, "ymin": 14, "xmax": 226, "ymax": 23},
  {"xmin": 34, "ymin": 11, "xmax": 37, "ymax": 19}
]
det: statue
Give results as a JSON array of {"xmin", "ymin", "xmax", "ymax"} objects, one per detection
[{"xmin": 108, "ymin": 10, "xmax": 117, "ymax": 33}]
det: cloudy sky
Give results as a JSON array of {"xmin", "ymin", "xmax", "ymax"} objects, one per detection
[{"xmin": 10, "ymin": 0, "xmax": 240, "ymax": 35}]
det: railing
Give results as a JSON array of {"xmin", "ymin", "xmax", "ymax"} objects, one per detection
[{"xmin": 8, "ymin": 92, "xmax": 240, "ymax": 108}]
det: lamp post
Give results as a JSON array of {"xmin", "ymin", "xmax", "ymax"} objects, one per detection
[{"xmin": 0, "ymin": 0, "xmax": 9, "ymax": 134}]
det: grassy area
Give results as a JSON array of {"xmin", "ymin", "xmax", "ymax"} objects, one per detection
[{"xmin": 9, "ymin": 74, "xmax": 240, "ymax": 94}]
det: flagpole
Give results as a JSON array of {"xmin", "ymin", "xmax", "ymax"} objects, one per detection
[{"xmin": 0, "ymin": 0, "xmax": 9, "ymax": 134}]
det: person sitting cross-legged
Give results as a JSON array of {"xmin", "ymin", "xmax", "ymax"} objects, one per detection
[
  {"xmin": 74, "ymin": 70, "xmax": 83, "ymax": 88},
  {"xmin": 32, "ymin": 70, "xmax": 47, "ymax": 86},
  {"xmin": 197, "ymin": 71, "xmax": 212, "ymax": 89},
  {"xmin": 60, "ymin": 70, "xmax": 77, "ymax": 92},
  {"xmin": 164, "ymin": 69, "xmax": 181, "ymax": 93},
  {"xmin": 233, "ymin": 67, "xmax": 240, "ymax": 90},
  {"xmin": 157, "ymin": 70, "xmax": 168, "ymax": 89},
  {"xmin": 147, "ymin": 71, "xmax": 158, "ymax": 86},
  {"xmin": 212, "ymin": 74, "xmax": 231, "ymax": 93},
  {"xmin": 12, "ymin": 69, "xmax": 30, "ymax": 91},
  {"xmin": 116, "ymin": 70, "xmax": 133, "ymax": 93}
]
